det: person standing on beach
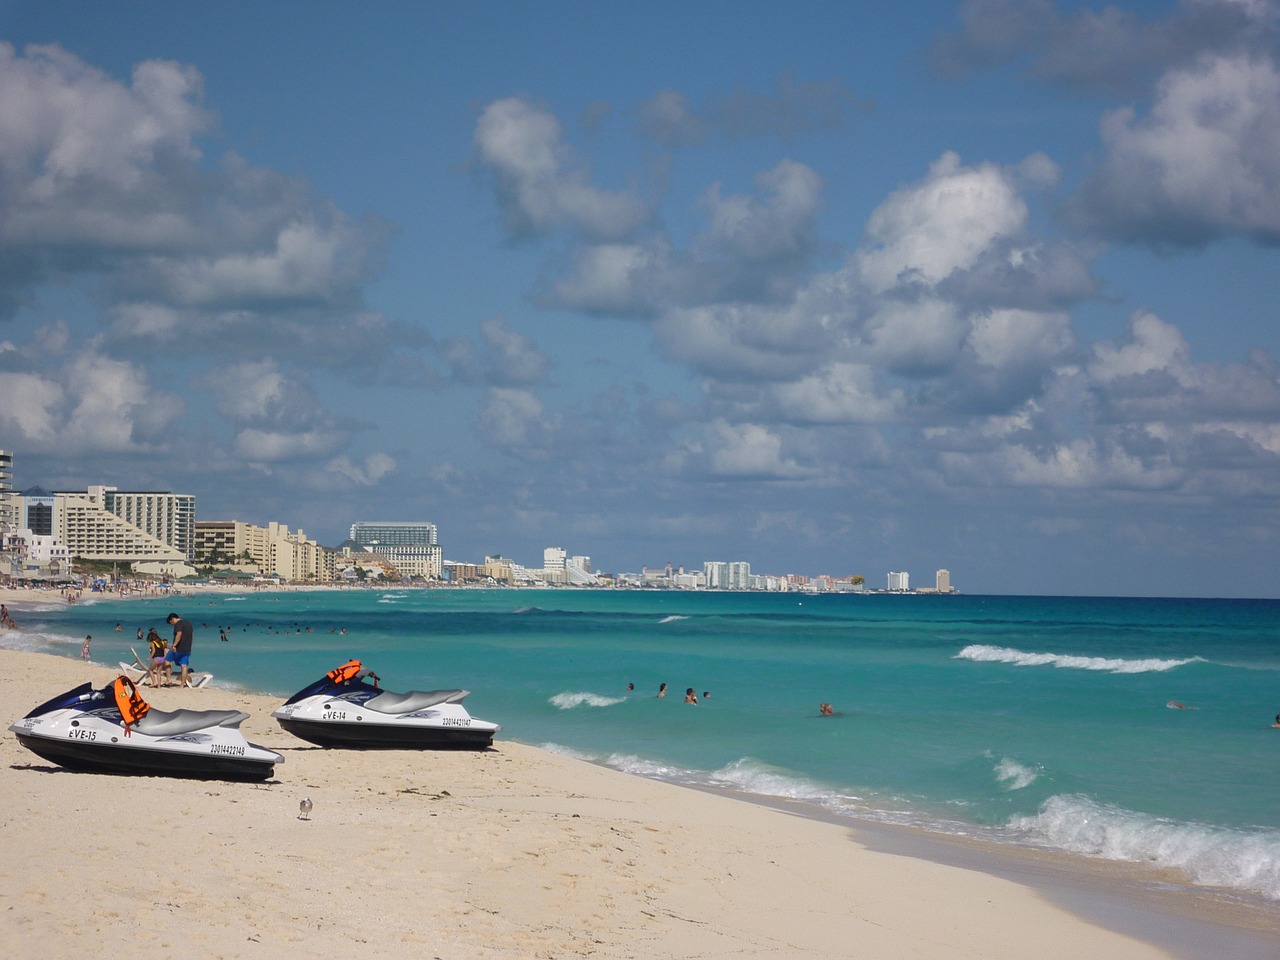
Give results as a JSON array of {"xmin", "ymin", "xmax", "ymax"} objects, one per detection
[{"xmin": 166, "ymin": 612, "xmax": 194, "ymax": 687}]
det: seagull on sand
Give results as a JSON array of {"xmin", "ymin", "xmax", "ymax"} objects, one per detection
[{"xmin": 298, "ymin": 797, "xmax": 313, "ymax": 820}]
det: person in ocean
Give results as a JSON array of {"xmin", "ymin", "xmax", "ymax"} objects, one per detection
[
  {"xmin": 657, "ymin": 683, "xmax": 667, "ymax": 698},
  {"xmin": 1272, "ymin": 714, "xmax": 1280, "ymax": 728},
  {"xmin": 81, "ymin": 635, "xmax": 92, "ymax": 660},
  {"xmin": 684, "ymin": 688, "xmax": 698, "ymax": 704},
  {"xmin": 819, "ymin": 703, "xmax": 834, "ymax": 716}
]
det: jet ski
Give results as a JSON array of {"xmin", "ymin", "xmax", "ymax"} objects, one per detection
[
  {"xmin": 273, "ymin": 660, "xmax": 500, "ymax": 749},
  {"xmin": 9, "ymin": 676, "xmax": 282, "ymax": 781}
]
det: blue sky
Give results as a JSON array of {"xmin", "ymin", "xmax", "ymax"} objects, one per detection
[{"xmin": 1, "ymin": 0, "xmax": 1278, "ymax": 596}]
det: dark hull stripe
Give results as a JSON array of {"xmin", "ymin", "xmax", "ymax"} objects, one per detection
[
  {"xmin": 14, "ymin": 733, "xmax": 277, "ymax": 782},
  {"xmin": 276, "ymin": 717, "xmax": 494, "ymax": 750}
]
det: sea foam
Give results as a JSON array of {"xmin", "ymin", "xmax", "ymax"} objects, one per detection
[
  {"xmin": 957, "ymin": 644, "xmax": 1200, "ymax": 673},
  {"xmin": 993, "ymin": 757, "xmax": 1040, "ymax": 790},
  {"xmin": 1009, "ymin": 794, "xmax": 1280, "ymax": 899},
  {"xmin": 549, "ymin": 691, "xmax": 625, "ymax": 710}
]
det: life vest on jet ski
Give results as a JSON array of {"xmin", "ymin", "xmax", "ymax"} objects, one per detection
[
  {"xmin": 113, "ymin": 675, "xmax": 150, "ymax": 735},
  {"xmin": 326, "ymin": 660, "xmax": 363, "ymax": 685}
]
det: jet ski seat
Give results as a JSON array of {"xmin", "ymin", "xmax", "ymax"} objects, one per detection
[
  {"xmin": 135, "ymin": 708, "xmax": 250, "ymax": 737},
  {"xmin": 364, "ymin": 689, "xmax": 467, "ymax": 714}
]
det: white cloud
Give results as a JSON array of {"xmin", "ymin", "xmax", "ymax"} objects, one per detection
[
  {"xmin": 323, "ymin": 453, "xmax": 397, "ymax": 487},
  {"xmin": 965, "ymin": 308, "xmax": 1074, "ymax": 370},
  {"xmin": 771, "ymin": 363, "xmax": 905, "ymax": 424},
  {"xmin": 0, "ymin": 345, "xmax": 183, "ymax": 453},
  {"xmin": 0, "ymin": 43, "xmax": 207, "ymax": 198},
  {"xmin": 473, "ymin": 96, "xmax": 649, "ymax": 240},
  {"xmin": 705, "ymin": 420, "xmax": 810, "ymax": 479},
  {"xmin": 203, "ymin": 360, "xmax": 289, "ymax": 422},
  {"xmin": 1088, "ymin": 310, "xmax": 1190, "ymax": 382},
  {"xmin": 857, "ymin": 152, "xmax": 1029, "ymax": 293},
  {"xmin": 475, "ymin": 387, "xmax": 559, "ymax": 452},
  {"xmin": 443, "ymin": 316, "xmax": 551, "ymax": 386},
  {"xmin": 0, "ymin": 372, "xmax": 62, "ymax": 442},
  {"xmin": 1078, "ymin": 53, "xmax": 1280, "ymax": 243},
  {"xmin": 701, "ymin": 160, "xmax": 822, "ymax": 263},
  {"xmin": 232, "ymin": 427, "xmax": 346, "ymax": 462}
]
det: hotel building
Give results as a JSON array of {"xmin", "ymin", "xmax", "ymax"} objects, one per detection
[
  {"xmin": 348, "ymin": 521, "xmax": 442, "ymax": 579},
  {"xmin": 195, "ymin": 520, "xmax": 337, "ymax": 582}
]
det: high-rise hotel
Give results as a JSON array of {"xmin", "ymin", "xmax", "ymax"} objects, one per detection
[{"xmin": 347, "ymin": 521, "xmax": 442, "ymax": 579}]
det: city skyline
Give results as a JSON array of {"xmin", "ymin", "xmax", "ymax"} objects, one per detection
[{"xmin": 1, "ymin": 3, "xmax": 1278, "ymax": 598}]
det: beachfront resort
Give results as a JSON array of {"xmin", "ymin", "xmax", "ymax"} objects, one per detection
[{"xmin": 0, "ymin": 448, "xmax": 955, "ymax": 594}]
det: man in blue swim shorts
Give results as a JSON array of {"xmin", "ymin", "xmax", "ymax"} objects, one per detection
[{"xmin": 166, "ymin": 612, "xmax": 195, "ymax": 687}]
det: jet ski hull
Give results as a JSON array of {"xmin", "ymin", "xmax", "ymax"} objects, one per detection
[
  {"xmin": 12, "ymin": 729, "xmax": 278, "ymax": 781},
  {"xmin": 274, "ymin": 664, "xmax": 501, "ymax": 750},
  {"xmin": 275, "ymin": 714, "xmax": 496, "ymax": 749},
  {"xmin": 9, "ymin": 681, "xmax": 283, "ymax": 782}
]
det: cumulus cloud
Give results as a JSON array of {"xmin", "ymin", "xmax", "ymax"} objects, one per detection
[
  {"xmin": 857, "ymin": 153, "xmax": 1032, "ymax": 292},
  {"xmin": 442, "ymin": 315, "xmax": 551, "ymax": 386},
  {"xmin": 1072, "ymin": 52, "xmax": 1280, "ymax": 245},
  {"xmin": 700, "ymin": 160, "xmax": 823, "ymax": 265},
  {"xmin": 0, "ymin": 335, "xmax": 184, "ymax": 453},
  {"xmin": 231, "ymin": 427, "xmax": 347, "ymax": 463},
  {"xmin": 0, "ymin": 42, "xmax": 399, "ymax": 378},
  {"xmin": 543, "ymin": 160, "xmax": 827, "ymax": 317},
  {"xmin": 475, "ymin": 386, "xmax": 560, "ymax": 454},
  {"xmin": 195, "ymin": 359, "xmax": 358, "ymax": 466},
  {"xmin": 473, "ymin": 96, "xmax": 649, "ymax": 241},
  {"xmin": 322, "ymin": 452, "xmax": 397, "ymax": 487},
  {"xmin": 702, "ymin": 420, "xmax": 811, "ymax": 480}
]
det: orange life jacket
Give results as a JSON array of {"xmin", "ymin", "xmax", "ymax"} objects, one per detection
[
  {"xmin": 326, "ymin": 660, "xmax": 363, "ymax": 685},
  {"xmin": 113, "ymin": 675, "xmax": 150, "ymax": 735}
]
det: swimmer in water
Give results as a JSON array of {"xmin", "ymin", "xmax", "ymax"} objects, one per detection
[{"xmin": 819, "ymin": 702, "xmax": 834, "ymax": 716}]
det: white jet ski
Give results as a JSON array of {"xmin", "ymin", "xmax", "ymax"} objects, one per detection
[
  {"xmin": 9, "ymin": 676, "xmax": 282, "ymax": 781},
  {"xmin": 273, "ymin": 660, "xmax": 500, "ymax": 749}
]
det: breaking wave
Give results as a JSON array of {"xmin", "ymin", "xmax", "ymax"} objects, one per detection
[
  {"xmin": 993, "ymin": 757, "xmax": 1040, "ymax": 791},
  {"xmin": 956, "ymin": 644, "xmax": 1201, "ymax": 673},
  {"xmin": 549, "ymin": 691, "xmax": 625, "ymax": 710},
  {"xmin": 1009, "ymin": 794, "xmax": 1280, "ymax": 900}
]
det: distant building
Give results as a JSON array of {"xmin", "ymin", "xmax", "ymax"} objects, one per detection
[
  {"xmin": 195, "ymin": 519, "xmax": 336, "ymax": 582},
  {"xmin": 0, "ymin": 449, "xmax": 10, "ymax": 492},
  {"xmin": 50, "ymin": 486, "xmax": 193, "ymax": 574},
  {"xmin": 936, "ymin": 569, "xmax": 952, "ymax": 593},
  {"xmin": 18, "ymin": 486, "xmax": 54, "ymax": 536},
  {"xmin": 348, "ymin": 521, "xmax": 442, "ymax": 578},
  {"xmin": 887, "ymin": 571, "xmax": 910, "ymax": 592}
]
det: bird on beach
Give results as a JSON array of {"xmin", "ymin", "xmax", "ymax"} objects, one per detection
[{"xmin": 298, "ymin": 797, "xmax": 312, "ymax": 820}]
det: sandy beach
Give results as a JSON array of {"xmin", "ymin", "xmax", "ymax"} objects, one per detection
[{"xmin": 1, "ymin": 591, "xmax": 1276, "ymax": 960}]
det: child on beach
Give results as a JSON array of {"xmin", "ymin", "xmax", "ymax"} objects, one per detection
[{"xmin": 81, "ymin": 635, "xmax": 91, "ymax": 660}]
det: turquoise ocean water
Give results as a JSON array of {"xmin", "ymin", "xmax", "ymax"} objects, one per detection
[{"xmin": 8, "ymin": 588, "xmax": 1280, "ymax": 902}]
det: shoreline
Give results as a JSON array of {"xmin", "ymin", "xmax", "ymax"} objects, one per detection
[{"xmin": 0, "ymin": 649, "xmax": 1274, "ymax": 958}]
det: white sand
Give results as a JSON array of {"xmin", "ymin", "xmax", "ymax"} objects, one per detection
[{"xmin": 0, "ymin": 649, "xmax": 1190, "ymax": 960}]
